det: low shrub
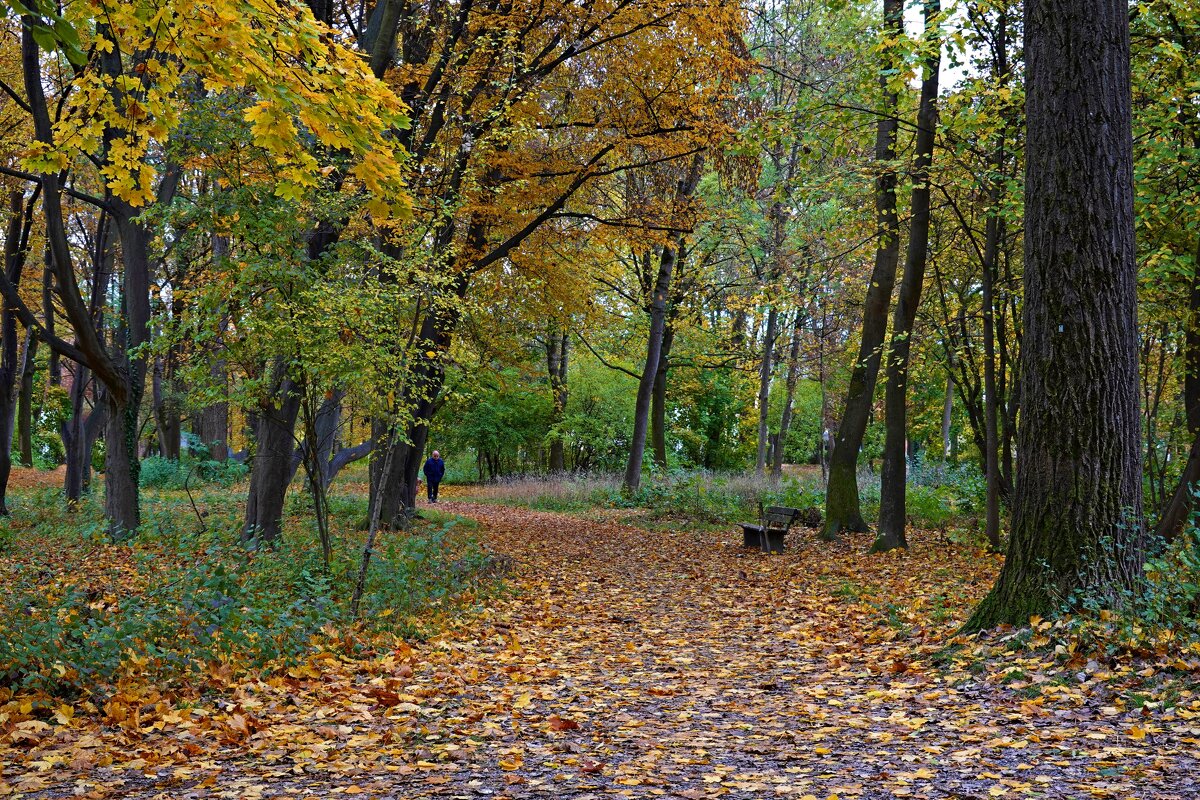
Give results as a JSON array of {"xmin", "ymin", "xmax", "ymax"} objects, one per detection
[{"xmin": 140, "ymin": 456, "xmax": 248, "ymax": 490}]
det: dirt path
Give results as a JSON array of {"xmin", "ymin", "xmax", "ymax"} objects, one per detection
[{"xmin": 5, "ymin": 503, "xmax": 1198, "ymax": 798}]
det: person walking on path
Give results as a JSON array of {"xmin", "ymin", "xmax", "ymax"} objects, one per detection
[{"xmin": 423, "ymin": 450, "xmax": 446, "ymax": 503}]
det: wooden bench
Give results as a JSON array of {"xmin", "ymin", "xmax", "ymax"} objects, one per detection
[{"xmin": 739, "ymin": 506, "xmax": 801, "ymax": 553}]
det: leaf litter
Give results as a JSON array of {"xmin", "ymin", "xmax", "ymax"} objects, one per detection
[{"xmin": 2, "ymin": 502, "xmax": 1198, "ymax": 798}]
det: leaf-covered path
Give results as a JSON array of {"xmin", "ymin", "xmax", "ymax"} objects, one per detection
[{"xmin": 5, "ymin": 503, "xmax": 1200, "ymax": 798}]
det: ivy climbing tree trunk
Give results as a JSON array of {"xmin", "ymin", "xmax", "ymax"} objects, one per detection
[
  {"xmin": 821, "ymin": 0, "xmax": 903, "ymax": 541},
  {"xmin": 964, "ymin": 0, "xmax": 1145, "ymax": 631},
  {"xmin": 874, "ymin": 0, "xmax": 941, "ymax": 553}
]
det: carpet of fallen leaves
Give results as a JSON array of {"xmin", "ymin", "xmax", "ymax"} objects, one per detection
[{"xmin": 3, "ymin": 501, "xmax": 1200, "ymax": 799}]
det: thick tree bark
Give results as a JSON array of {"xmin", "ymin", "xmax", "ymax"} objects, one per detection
[
  {"xmin": 874, "ymin": 0, "xmax": 941, "ymax": 553},
  {"xmin": 651, "ymin": 325, "xmax": 674, "ymax": 469},
  {"xmin": 964, "ymin": 0, "xmax": 1144, "ymax": 630},
  {"xmin": 103, "ymin": 391, "xmax": 141, "ymax": 538},
  {"xmin": 822, "ymin": 0, "xmax": 903, "ymax": 541},
  {"xmin": 624, "ymin": 241, "xmax": 678, "ymax": 493},
  {"xmin": 243, "ymin": 373, "xmax": 302, "ymax": 545}
]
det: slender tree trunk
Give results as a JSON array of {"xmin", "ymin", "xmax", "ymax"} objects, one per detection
[
  {"xmin": 1154, "ymin": 240, "xmax": 1200, "ymax": 544},
  {"xmin": 822, "ymin": 0, "xmax": 903, "ymax": 541},
  {"xmin": 981, "ymin": 184, "xmax": 1006, "ymax": 552},
  {"xmin": 774, "ymin": 311, "xmax": 804, "ymax": 476},
  {"xmin": 0, "ymin": 191, "xmax": 32, "ymax": 513},
  {"xmin": 964, "ymin": 0, "xmax": 1144, "ymax": 630},
  {"xmin": 874, "ymin": 0, "xmax": 941, "ymax": 552},
  {"xmin": 153, "ymin": 353, "xmax": 182, "ymax": 460},
  {"xmin": 374, "ymin": 272, "xmax": 468, "ymax": 523},
  {"xmin": 17, "ymin": 330, "xmax": 36, "ymax": 467},
  {"xmin": 755, "ymin": 305, "xmax": 779, "ymax": 475},
  {"xmin": 941, "ymin": 370, "xmax": 954, "ymax": 460},
  {"xmin": 624, "ymin": 241, "xmax": 678, "ymax": 493},
  {"xmin": 546, "ymin": 331, "xmax": 569, "ymax": 473},
  {"xmin": 978, "ymin": 9, "xmax": 1011, "ymax": 552},
  {"xmin": 62, "ymin": 365, "xmax": 91, "ymax": 503},
  {"xmin": 651, "ymin": 325, "xmax": 674, "ymax": 469}
]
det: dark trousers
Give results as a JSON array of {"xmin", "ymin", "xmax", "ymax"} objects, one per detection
[{"xmin": 427, "ymin": 481, "xmax": 440, "ymax": 502}]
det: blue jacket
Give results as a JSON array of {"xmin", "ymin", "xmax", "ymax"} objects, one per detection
[{"xmin": 423, "ymin": 456, "xmax": 445, "ymax": 482}]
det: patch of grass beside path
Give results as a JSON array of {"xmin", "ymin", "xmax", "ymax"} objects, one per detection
[{"xmin": 0, "ymin": 478, "xmax": 501, "ymax": 699}]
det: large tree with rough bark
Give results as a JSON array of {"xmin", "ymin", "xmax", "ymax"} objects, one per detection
[{"xmin": 964, "ymin": 0, "xmax": 1146, "ymax": 630}]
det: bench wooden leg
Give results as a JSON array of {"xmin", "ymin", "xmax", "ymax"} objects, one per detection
[
  {"xmin": 741, "ymin": 525, "xmax": 764, "ymax": 549},
  {"xmin": 762, "ymin": 529, "xmax": 787, "ymax": 553}
]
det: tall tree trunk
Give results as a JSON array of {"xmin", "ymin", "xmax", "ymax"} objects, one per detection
[
  {"xmin": 755, "ymin": 306, "xmax": 779, "ymax": 475},
  {"xmin": 0, "ymin": 190, "xmax": 34, "ymax": 513},
  {"xmin": 964, "ymin": 0, "xmax": 1144, "ymax": 630},
  {"xmin": 243, "ymin": 373, "xmax": 302, "ymax": 545},
  {"xmin": 941, "ymin": 370, "xmax": 954, "ymax": 460},
  {"xmin": 62, "ymin": 365, "xmax": 91, "ymax": 503},
  {"xmin": 981, "ymin": 178, "xmax": 1006, "ymax": 552},
  {"xmin": 624, "ymin": 241, "xmax": 679, "ymax": 493},
  {"xmin": 101, "ymin": 202, "xmax": 155, "ymax": 539},
  {"xmin": 1154, "ymin": 240, "xmax": 1200, "ymax": 545},
  {"xmin": 546, "ymin": 331, "xmax": 569, "ymax": 473},
  {"xmin": 651, "ymin": 325, "xmax": 674, "ymax": 469},
  {"xmin": 103, "ymin": 390, "xmax": 141, "ymax": 538},
  {"xmin": 978, "ymin": 8, "xmax": 1011, "ymax": 553},
  {"xmin": 874, "ymin": 0, "xmax": 941, "ymax": 552},
  {"xmin": 193, "ymin": 361, "xmax": 229, "ymax": 463},
  {"xmin": 373, "ymin": 272, "xmax": 469, "ymax": 523},
  {"xmin": 822, "ymin": 0, "xmax": 903, "ymax": 540},
  {"xmin": 194, "ymin": 235, "xmax": 231, "ymax": 461},
  {"xmin": 773, "ymin": 311, "xmax": 804, "ymax": 476},
  {"xmin": 153, "ymin": 352, "xmax": 182, "ymax": 460},
  {"xmin": 17, "ymin": 330, "xmax": 36, "ymax": 467}
]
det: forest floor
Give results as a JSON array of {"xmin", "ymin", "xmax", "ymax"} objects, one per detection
[{"xmin": 3, "ymin": 499, "xmax": 1200, "ymax": 799}]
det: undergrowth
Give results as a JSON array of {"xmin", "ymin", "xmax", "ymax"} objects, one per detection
[
  {"xmin": 458, "ymin": 462, "xmax": 985, "ymax": 531},
  {"xmin": 0, "ymin": 486, "xmax": 499, "ymax": 696}
]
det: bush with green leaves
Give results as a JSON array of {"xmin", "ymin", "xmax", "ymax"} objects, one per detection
[
  {"xmin": 1051, "ymin": 516, "xmax": 1200, "ymax": 658},
  {"xmin": 139, "ymin": 456, "xmax": 248, "ymax": 489}
]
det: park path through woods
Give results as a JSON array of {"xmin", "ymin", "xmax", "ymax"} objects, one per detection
[{"xmin": 5, "ymin": 502, "xmax": 1200, "ymax": 798}]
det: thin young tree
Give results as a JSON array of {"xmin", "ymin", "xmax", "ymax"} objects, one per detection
[
  {"xmin": 873, "ymin": 0, "xmax": 941, "ymax": 553},
  {"xmin": 821, "ymin": 0, "xmax": 903, "ymax": 540}
]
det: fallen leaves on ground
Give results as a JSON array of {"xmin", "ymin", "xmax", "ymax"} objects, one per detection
[{"xmin": 2, "ymin": 502, "xmax": 1198, "ymax": 798}]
